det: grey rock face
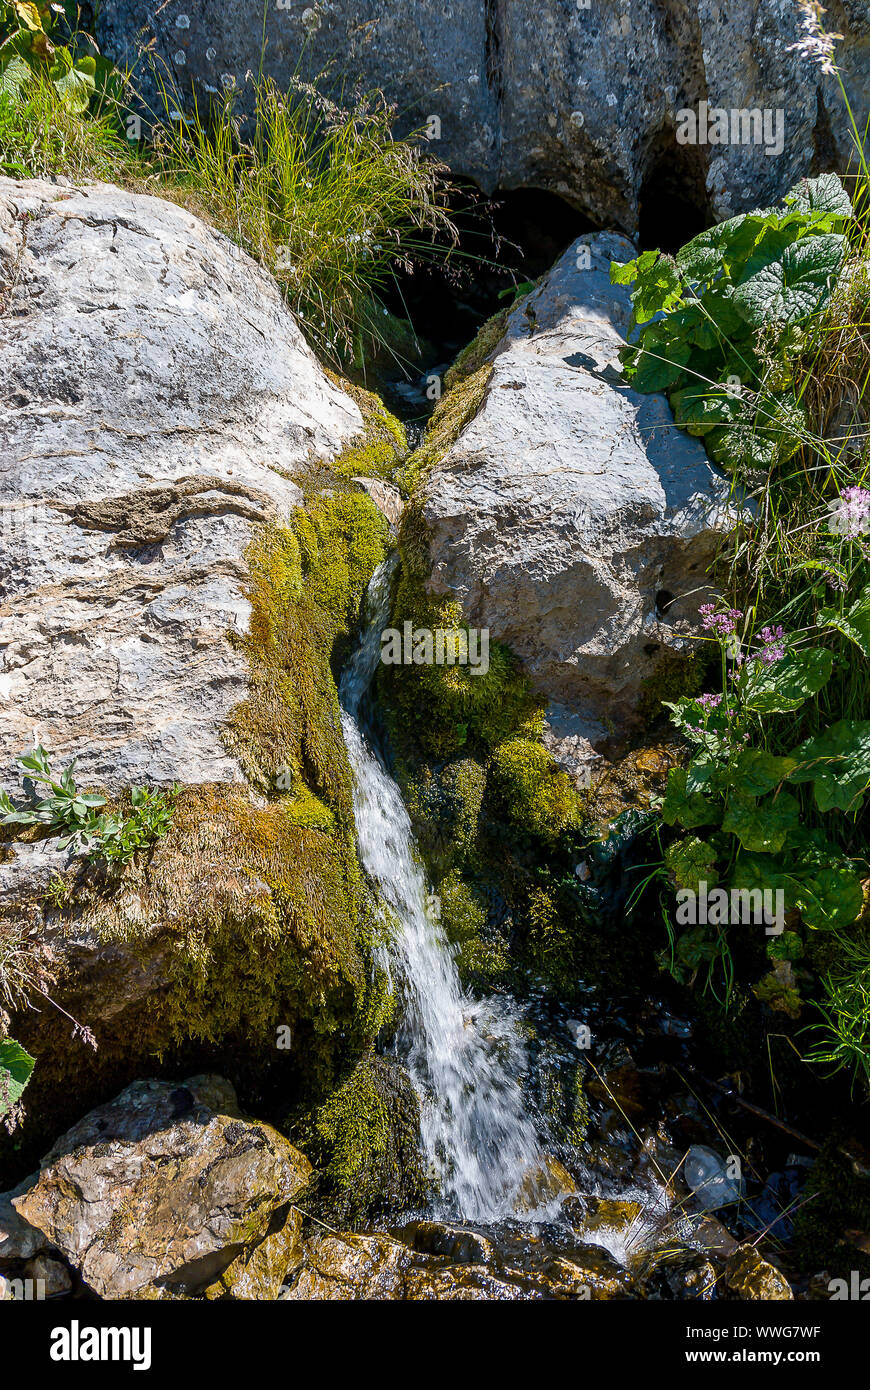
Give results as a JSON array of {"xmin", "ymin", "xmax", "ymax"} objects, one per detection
[
  {"xmin": 96, "ymin": 0, "xmax": 867, "ymax": 231},
  {"xmin": 0, "ymin": 177, "xmax": 362, "ymax": 794},
  {"xmin": 419, "ymin": 232, "xmax": 741, "ymax": 744},
  {"xmin": 10, "ymin": 1075, "xmax": 312, "ymax": 1298}
]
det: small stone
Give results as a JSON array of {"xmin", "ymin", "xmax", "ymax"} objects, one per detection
[
  {"xmin": 24, "ymin": 1254, "xmax": 72, "ymax": 1299},
  {"xmin": 725, "ymin": 1246, "xmax": 793, "ymax": 1300}
]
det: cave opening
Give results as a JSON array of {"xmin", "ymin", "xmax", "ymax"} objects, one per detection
[{"xmin": 637, "ymin": 133, "xmax": 712, "ymax": 253}]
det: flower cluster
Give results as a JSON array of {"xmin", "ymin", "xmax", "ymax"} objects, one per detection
[
  {"xmin": 699, "ymin": 604, "xmax": 743, "ymax": 637},
  {"xmin": 753, "ymin": 625, "xmax": 787, "ymax": 665},
  {"xmin": 826, "ymin": 486, "xmax": 870, "ymax": 539},
  {"xmin": 787, "ymin": 1, "xmax": 842, "ymax": 76}
]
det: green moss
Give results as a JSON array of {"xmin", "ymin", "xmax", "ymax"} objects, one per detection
[
  {"xmin": 300, "ymin": 1053, "xmax": 430, "ymax": 1226},
  {"xmin": 326, "ymin": 376, "xmax": 407, "ymax": 481},
  {"xmin": 397, "ymin": 363, "xmax": 493, "ymax": 497},
  {"xmin": 378, "ymin": 551, "xmax": 543, "ymax": 763},
  {"xmin": 226, "ymin": 489, "xmax": 390, "ymax": 809},
  {"xmin": 444, "ymin": 305, "xmax": 510, "ymax": 390},
  {"xmin": 402, "ymin": 758, "xmax": 486, "ymax": 880},
  {"xmin": 442, "ymin": 873, "xmax": 510, "ymax": 985},
  {"xmin": 792, "ymin": 1143, "xmax": 870, "ymax": 1281},
  {"xmin": 489, "ymin": 739, "xmax": 587, "ymax": 846}
]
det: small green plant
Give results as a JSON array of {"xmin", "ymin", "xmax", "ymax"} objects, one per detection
[
  {"xmin": 0, "ymin": 1036, "xmax": 34, "ymax": 1126},
  {"xmin": 0, "ymin": 1, "xmax": 99, "ymax": 112},
  {"xmin": 0, "ymin": 918, "xmax": 97, "ymax": 1128},
  {"xmin": 0, "ymin": 744, "xmax": 176, "ymax": 864},
  {"xmin": 610, "ymin": 173, "xmax": 853, "ymax": 475},
  {"xmin": 803, "ymin": 932, "xmax": 870, "ymax": 1092},
  {"xmin": 661, "ymin": 599, "xmax": 864, "ymax": 926}
]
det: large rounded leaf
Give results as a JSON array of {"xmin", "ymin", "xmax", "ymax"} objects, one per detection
[{"xmin": 732, "ymin": 234, "xmax": 847, "ymax": 327}]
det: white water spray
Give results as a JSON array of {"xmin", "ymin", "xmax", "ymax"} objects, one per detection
[{"xmin": 339, "ymin": 560, "xmax": 546, "ymax": 1223}]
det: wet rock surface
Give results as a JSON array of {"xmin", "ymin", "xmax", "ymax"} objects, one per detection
[{"xmin": 3, "ymin": 1075, "xmax": 311, "ymax": 1299}]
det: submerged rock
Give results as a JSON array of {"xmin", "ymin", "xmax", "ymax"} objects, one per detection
[
  {"xmin": 8, "ymin": 1075, "xmax": 311, "ymax": 1299},
  {"xmin": 684, "ymin": 1144, "xmax": 744, "ymax": 1213},
  {"xmin": 282, "ymin": 1222, "xmax": 635, "ymax": 1300},
  {"xmin": 724, "ymin": 1246, "xmax": 794, "ymax": 1301},
  {"xmin": 418, "ymin": 233, "xmax": 742, "ymax": 748}
]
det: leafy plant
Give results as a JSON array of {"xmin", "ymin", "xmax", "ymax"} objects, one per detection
[
  {"xmin": 0, "ymin": 744, "xmax": 176, "ymax": 864},
  {"xmin": 610, "ymin": 173, "xmax": 853, "ymax": 476},
  {"xmin": 0, "ymin": 1, "xmax": 98, "ymax": 112},
  {"xmin": 661, "ymin": 601, "xmax": 865, "ymax": 927},
  {"xmin": 0, "ymin": 1035, "xmax": 34, "ymax": 1123}
]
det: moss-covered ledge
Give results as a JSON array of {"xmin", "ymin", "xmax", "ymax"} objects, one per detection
[{"xmin": 1, "ymin": 451, "xmax": 406, "ymax": 1184}]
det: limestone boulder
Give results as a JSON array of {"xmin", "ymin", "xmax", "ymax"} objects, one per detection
[
  {"xmin": 0, "ymin": 176, "xmax": 361, "ymax": 794},
  {"xmin": 9, "ymin": 1075, "xmax": 311, "ymax": 1298},
  {"xmin": 96, "ymin": 0, "xmax": 868, "ymax": 231},
  {"xmin": 418, "ymin": 231, "xmax": 740, "ymax": 751}
]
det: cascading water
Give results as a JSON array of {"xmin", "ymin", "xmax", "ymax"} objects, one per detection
[{"xmin": 339, "ymin": 558, "xmax": 547, "ymax": 1223}]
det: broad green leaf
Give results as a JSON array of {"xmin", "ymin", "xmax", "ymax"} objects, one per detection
[
  {"xmin": 50, "ymin": 48, "xmax": 95, "ymax": 111},
  {"xmin": 661, "ymin": 766, "xmax": 722, "ymax": 830},
  {"xmin": 735, "ymin": 836, "xmax": 863, "ymax": 931},
  {"xmin": 785, "ymin": 173, "xmax": 853, "ymax": 224},
  {"xmin": 742, "ymin": 646, "xmax": 834, "ymax": 714},
  {"xmin": 670, "ymin": 382, "xmax": 744, "ymax": 436},
  {"xmin": 730, "ymin": 748, "xmax": 797, "ymax": 796},
  {"xmin": 685, "ymin": 756, "xmax": 716, "ymax": 794},
  {"xmin": 665, "ymin": 835, "xmax": 719, "ymax": 892},
  {"xmin": 0, "ymin": 52, "xmax": 31, "ymax": 98},
  {"xmin": 722, "ymin": 789, "xmax": 800, "ymax": 852},
  {"xmin": 732, "ymin": 234, "xmax": 847, "ymax": 327},
  {"xmin": 0, "ymin": 1039, "xmax": 35, "ymax": 1116},
  {"xmin": 616, "ymin": 251, "xmax": 683, "ymax": 324},
  {"xmin": 706, "ymin": 422, "xmax": 780, "ymax": 473},
  {"xmin": 788, "ymin": 719, "xmax": 870, "ymax": 813},
  {"xmin": 628, "ymin": 320, "xmax": 693, "ymax": 391}
]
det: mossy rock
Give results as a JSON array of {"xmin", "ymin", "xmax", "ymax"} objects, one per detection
[
  {"xmin": 1, "ymin": 481, "xmax": 396, "ymax": 1182},
  {"xmin": 298, "ymin": 1054, "xmax": 430, "ymax": 1227},
  {"xmin": 488, "ymin": 739, "xmax": 587, "ymax": 846},
  {"xmin": 402, "ymin": 757, "xmax": 486, "ymax": 880},
  {"xmin": 377, "ymin": 538, "xmax": 543, "ymax": 763},
  {"xmin": 324, "ymin": 376, "xmax": 407, "ymax": 482}
]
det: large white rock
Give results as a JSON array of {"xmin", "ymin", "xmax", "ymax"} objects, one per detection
[
  {"xmin": 420, "ymin": 231, "xmax": 739, "ymax": 755},
  {"xmin": 0, "ymin": 177, "xmax": 362, "ymax": 791}
]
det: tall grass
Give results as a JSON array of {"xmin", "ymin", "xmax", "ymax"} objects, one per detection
[
  {"xmin": 0, "ymin": 62, "xmax": 132, "ymax": 181},
  {"xmin": 148, "ymin": 74, "xmax": 459, "ymax": 366}
]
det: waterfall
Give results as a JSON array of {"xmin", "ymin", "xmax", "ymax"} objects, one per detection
[{"xmin": 339, "ymin": 558, "xmax": 547, "ymax": 1224}]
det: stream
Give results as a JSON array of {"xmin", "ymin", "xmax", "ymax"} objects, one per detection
[
  {"xmin": 339, "ymin": 558, "xmax": 549, "ymax": 1224},
  {"xmin": 331, "ymin": 559, "xmax": 815, "ymax": 1299}
]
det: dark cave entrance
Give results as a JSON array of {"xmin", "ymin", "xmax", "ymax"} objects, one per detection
[{"xmin": 637, "ymin": 131, "xmax": 712, "ymax": 253}]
